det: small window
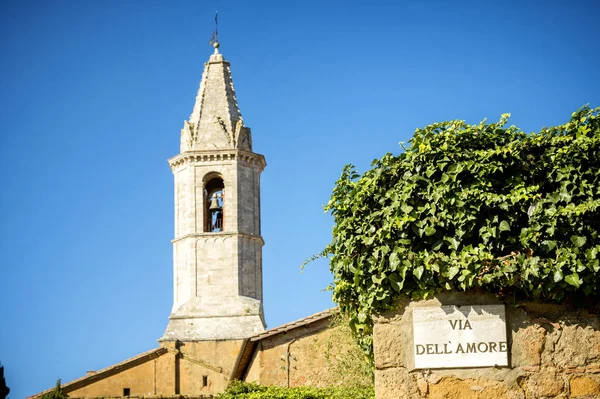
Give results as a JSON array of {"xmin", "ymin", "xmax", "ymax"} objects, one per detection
[
  {"xmin": 202, "ymin": 375, "xmax": 209, "ymax": 387},
  {"xmin": 123, "ymin": 388, "xmax": 131, "ymax": 396}
]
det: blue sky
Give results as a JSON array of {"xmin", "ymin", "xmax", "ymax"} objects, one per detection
[{"xmin": 0, "ymin": 0, "xmax": 598, "ymax": 397}]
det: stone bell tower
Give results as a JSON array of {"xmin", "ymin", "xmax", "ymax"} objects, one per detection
[{"xmin": 161, "ymin": 42, "xmax": 266, "ymax": 341}]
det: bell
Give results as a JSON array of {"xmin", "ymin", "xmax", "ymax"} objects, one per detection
[{"xmin": 209, "ymin": 193, "xmax": 222, "ymax": 211}]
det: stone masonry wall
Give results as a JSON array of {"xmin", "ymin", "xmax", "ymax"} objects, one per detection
[
  {"xmin": 67, "ymin": 354, "xmax": 174, "ymax": 398},
  {"xmin": 245, "ymin": 318, "xmax": 372, "ymax": 388},
  {"xmin": 177, "ymin": 340, "xmax": 243, "ymax": 395},
  {"xmin": 64, "ymin": 341, "xmax": 241, "ymax": 398},
  {"xmin": 373, "ymin": 292, "xmax": 600, "ymax": 399}
]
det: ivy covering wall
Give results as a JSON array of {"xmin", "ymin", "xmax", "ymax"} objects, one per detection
[{"xmin": 321, "ymin": 106, "xmax": 599, "ymax": 360}]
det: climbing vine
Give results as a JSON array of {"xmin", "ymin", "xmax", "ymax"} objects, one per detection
[{"xmin": 322, "ymin": 106, "xmax": 600, "ymax": 361}]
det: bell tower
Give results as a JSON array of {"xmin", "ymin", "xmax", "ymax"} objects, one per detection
[{"xmin": 161, "ymin": 42, "xmax": 266, "ymax": 341}]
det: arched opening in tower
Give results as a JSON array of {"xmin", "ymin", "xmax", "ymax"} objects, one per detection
[{"xmin": 205, "ymin": 177, "xmax": 225, "ymax": 232}]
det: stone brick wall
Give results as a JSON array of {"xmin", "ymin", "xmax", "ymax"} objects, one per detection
[
  {"xmin": 176, "ymin": 340, "xmax": 242, "ymax": 395},
  {"xmin": 67, "ymin": 354, "xmax": 173, "ymax": 397},
  {"xmin": 244, "ymin": 318, "xmax": 372, "ymax": 388},
  {"xmin": 373, "ymin": 292, "xmax": 600, "ymax": 399}
]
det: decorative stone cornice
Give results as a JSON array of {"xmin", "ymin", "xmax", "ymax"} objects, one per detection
[
  {"xmin": 168, "ymin": 149, "xmax": 266, "ymax": 172},
  {"xmin": 171, "ymin": 231, "xmax": 265, "ymax": 245}
]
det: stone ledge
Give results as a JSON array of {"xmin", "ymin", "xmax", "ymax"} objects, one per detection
[
  {"xmin": 169, "ymin": 149, "xmax": 266, "ymax": 171},
  {"xmin": 171, "ymin": 232, "xmax": 264, "ymax": 245},
  {"xmin": 160, "ymin": 314, "xmax": 265, "ymax": 341}
]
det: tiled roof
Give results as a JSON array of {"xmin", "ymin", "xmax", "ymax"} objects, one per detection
[{"xmin": 249, "ymin": 308, "xmax": 337, "ymax": 341}]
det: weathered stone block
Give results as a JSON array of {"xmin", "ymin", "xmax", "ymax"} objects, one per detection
[
  {"xmin": 511, "ymin": 324, "xmax": 546, "ymax": 367},
  {"xmin": 523, "ymin": 370, "xmax": 564, "ymax": 398},
  {"xmin": 428, "ymin": 377, "xmax": 516, "ymax": 399},
  {"xmin": 373, "ymin": 322, "xmax": 407, "ymax": 369},
  {"xmin": 554, "ymin": 324, "xmax": 600, "ymax": 368},
  {"xmin": 375, "ymin": 367, "xmax": 415, "ymax": 399},
  {"xmin": 570, "ymin": 375, "xmax": 600, "ymax": 397}
]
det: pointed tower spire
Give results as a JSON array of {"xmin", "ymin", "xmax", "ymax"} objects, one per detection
[{"xmin": 180, "ymin": 42, "xmax": 252, "ymax": 153}]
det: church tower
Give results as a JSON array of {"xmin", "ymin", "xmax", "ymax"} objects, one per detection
[{"xmin": 161, "ymin": 42, "xmax": 266, "ymax": 341}]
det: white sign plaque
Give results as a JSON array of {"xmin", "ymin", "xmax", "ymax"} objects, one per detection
[{"xmin": 412, "ymin": 304, "xmax": 508, "ymax": 369}]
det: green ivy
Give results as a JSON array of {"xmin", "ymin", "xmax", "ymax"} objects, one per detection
[
  {"xmin": 321, "ymin": 106, "xmax": 600, "ymax": 362},
  {"xmin": 217, "ymin": 381, "xmax": 374, "ymax": 399}
]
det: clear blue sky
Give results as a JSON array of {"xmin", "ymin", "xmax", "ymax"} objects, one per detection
[{"xmin": 0, "ymin": 0, "xmax": 598, "ymax": 397}]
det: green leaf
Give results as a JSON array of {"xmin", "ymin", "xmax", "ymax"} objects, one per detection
[
  {"xmin": 425, "ymin": 226, "xmax": 437, "ymax": 236},
  {"xmin": 388, "ymin": 272, "xmax": 404, "ymax": 292},
  {"xmin": 447, "ymin": 265, "xmax": 460, "ymax": 280},
  {"xmin": 445, "ymin": 236, "xmax": 460, "ymax": 251},
  {"xmin": 412, "ymin": 225, "xmax": 424, "ymax": 237},
  {"xmin": 586, "ymin": 247, "xmax": 599, "ymax": 261},
  {"xmin": 571, "ymin": 236, "xmax": 587, "ymax": 247},
  {"xmin": 489, "ymin": 226, "xmax": 497, "ymax": 238},
  {"xmin": 499, "ymin": 220, "xmax": 511, "ymax": 232},
  {"xmin": 565, "ymin": 273, "xmax": 581, "ymax": 288},
  {"xmin": 413, "ymin": 265, "xmax": 424, "ymax": 280},
  {"xmin": 553, "ymin": 269, "xmax": 563, "ymax": 283},
  {"xmin": 541, "ymin": 240, "xmax": 557, "ymax": 252},
  {"xmin": 389, "ymin": 252, "xmax": 400, "ymax": 271}
]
